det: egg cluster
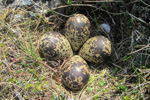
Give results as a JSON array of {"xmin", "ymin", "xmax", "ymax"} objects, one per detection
[{"xmin": 39, "ymin": 14, "xmax": 111, "ymax": 91}]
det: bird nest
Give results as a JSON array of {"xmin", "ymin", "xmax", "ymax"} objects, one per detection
[{"xmin": 0, "ymin": 0, "xmax": 150, "ymax": 99}]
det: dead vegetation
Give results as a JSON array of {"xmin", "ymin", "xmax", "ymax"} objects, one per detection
[{"xmin": 0, "ymin": 0, "xmax": 150, "ymax": 100}]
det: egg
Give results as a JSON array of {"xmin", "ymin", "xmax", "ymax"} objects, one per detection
[
  {"xmin": 65, "ymin": 14, "xmax": 90, "ymax": 51},
  {"xmin": 39, "ymin": 32, "xmax": 73, "ymax": 60},
  {"xmin": 62, "ymin": 55, "xmax": 90, "ymax": 91},
  {"xmin": 79, "ymin": 35, "xmax": 111, "ymax": 63}
]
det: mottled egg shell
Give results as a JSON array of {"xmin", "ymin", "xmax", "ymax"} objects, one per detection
[
  {"xmin": 39, "ymin": 32, "xmax": 73, "ymax": 61},
  {"xmin": 65, "ymin": 14, "xmax": 90, "ymax": 51},
  {"xmin": 62, "ymin": 55, "xmax": 90, "ymax": 91},
  {"xmin": 79, "ymin": 35, "xmax": 111, "ymax": 63}
]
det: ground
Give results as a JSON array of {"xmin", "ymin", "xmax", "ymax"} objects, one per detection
[{"xmin": 0, "ymin": 0, "xmax": 150, "ymax": 100}]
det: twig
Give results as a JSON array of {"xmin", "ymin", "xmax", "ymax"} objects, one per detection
[
  {"xmin": 8, "ymin": 58, "xmax": 22, "ymax": 68},
  {"xmin": 35, "ymin": 60, "xmax": 57, "ymax": 73},
  {"xmin": 58, "ymin": 56, "xmax": 71, "ymax": 71},
  {"xmin": 53, "ymin": 4, "xmax": 124, "ymax": 16},
  {"xmin": 23, "ymin": 51, "xmax": 61, "ymax": 83},
  {"xmin": 127, "ymin": 43, "xmax": 150, "ymax": 55},
  {"xmin": 84, "ymin": 0, "xmax": 121, "ymax": 2},
  {"xmin": 52, "ymin": 4, "xmax": 97, "ymax": 11},
  {"xmin": 6, "ymin": 58, "xmax": 22, "ymax": 73},
  {"xmin": 122, "ymin": 81, "xmax": 150, "ymax": 96},
  {"xmin": 127, "ymin": 11, "xmax": 147, "ymax": 24},
  {"xmin": 14, "ymin": 90, "xmax": 24, "ymax": 100},
  {"xmin": 35, "ymin": 57, "xmax": 71, "ymax": 84},
  {"xmin": 56, "ymin": 72, "xmax": 60, "ymax": 83},
  {"xmin": 36, "ymin": 60, "xmax": 61, "ymax": 83},
  {"xmin": 140, "ymin": 0, "xmax": 150, "ymax": 7}
]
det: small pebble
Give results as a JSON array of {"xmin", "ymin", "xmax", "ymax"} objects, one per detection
[{"xmin": 100, "ymin": 23, "xmax": 111, "ymax": 33}]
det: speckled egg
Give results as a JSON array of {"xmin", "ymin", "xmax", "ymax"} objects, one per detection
[
  {"xmin": 79, "ymin": 35, "xmax": 111, "ymax": 63},
  {"xmin": 39, "ymin": 32, "xmax": 73, "ymax": 60},
  {"xmin": 65, "ymin": 14, "xmax": 90, "ymax": 51},
  {"xmin": 62, "ymin": 55, "xmax": 90, "ymax": 91}
]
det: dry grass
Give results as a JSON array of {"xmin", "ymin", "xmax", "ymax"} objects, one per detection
[{"xmin": 0, "ymin": 0, "xmax": 150, "ymax": 100}]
